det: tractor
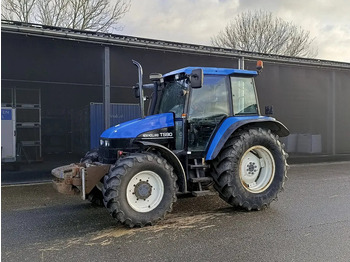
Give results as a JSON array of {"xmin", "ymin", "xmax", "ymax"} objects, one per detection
[{"xmin": 52, "ymin": 60, "xmax": 289, "ymax": 227}]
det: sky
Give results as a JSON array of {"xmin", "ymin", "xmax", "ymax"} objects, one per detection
[{"xmin": 117, "ymin": 0, "xmax": 350, "ymax": 63}]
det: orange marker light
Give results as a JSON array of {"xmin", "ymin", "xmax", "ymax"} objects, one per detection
[{"xmin": 256, "ymin": 60, "xmax": 264, "ymax": 71}]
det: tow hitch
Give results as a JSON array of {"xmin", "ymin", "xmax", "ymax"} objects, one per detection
[{"xmin": 51, "ymin": 163, "xmax": 110, "ymax": 199}]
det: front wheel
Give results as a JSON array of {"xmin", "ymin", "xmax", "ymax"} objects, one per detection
[
  {"xmin": 211, "ymin": 128, "xmax": 288, "ymax": 210},
  {"xmin": 103, "ymin": 153, "xmax": 177, "ymax": 227}
]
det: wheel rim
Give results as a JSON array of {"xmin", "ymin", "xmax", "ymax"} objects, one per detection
[
  {"xmin": 239, "ymin": 145, "xmax": 275, "ymax": 193},
  {"xmin": 126, "ymin": 171, "xmax": 164, "ymax": 213}
]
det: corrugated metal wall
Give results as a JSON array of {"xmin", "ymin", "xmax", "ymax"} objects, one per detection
[
  {"xmin": 89, "ymin": 103, "xmax": 140, "ymax": 149},
  {"xmin": 70, "ymin": 103, "xmax": 140, "ymax": 154}
]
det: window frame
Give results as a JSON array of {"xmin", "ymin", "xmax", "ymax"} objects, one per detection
[{"xmin": 230, "ymin": 75, "xmax": 261, "ymax": 116}]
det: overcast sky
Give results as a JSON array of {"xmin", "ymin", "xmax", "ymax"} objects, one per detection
[{"xmin": 119, "ymin": 0, "xmax": 350, "ymax": 63}]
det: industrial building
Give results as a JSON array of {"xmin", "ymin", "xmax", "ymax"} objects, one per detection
[{"xmin": 2, "ymin": 20, "xmax": 350, "ymax": 176}]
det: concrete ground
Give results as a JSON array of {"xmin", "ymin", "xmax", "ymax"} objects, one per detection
[{"xmin": 2, "ymin": 161, "xmax": 350, "ymax": 262}]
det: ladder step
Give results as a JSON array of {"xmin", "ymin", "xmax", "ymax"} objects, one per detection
[
  {"xmin": 190, "ymin": 177, "xmax": 213, "ymax": 183},
  {"xmin": 192, "ymin": 190, "xmax": 217, "ymax": 197},
  {"xmin": 189, "ymin": 164, "xmax": 209, "ymax": 169}
]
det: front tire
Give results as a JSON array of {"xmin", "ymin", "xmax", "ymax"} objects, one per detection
[
  {"xmin": 103, "ymin": 153, "xmax": 177, "ymax": 227},
  {"xmin": 211, "ymin": 128, "xmax": 288, "ymax": 210}
]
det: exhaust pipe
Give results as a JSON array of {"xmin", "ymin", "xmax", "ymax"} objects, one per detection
[{"xmin": 132, "ymin": 60, "xmax": 145, "ymax": 118}]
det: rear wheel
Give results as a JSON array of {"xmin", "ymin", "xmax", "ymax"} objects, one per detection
[
  {"xmin": 103, "ymin": 153, "xmax": 177, "ymax": 227},
  {"xmin": 81, "ymin": 149, "xmax": 104, "ymax": 206},
  {"xmin": 211, "ymin": 128, "xmax": 288, "ymax": 210}
]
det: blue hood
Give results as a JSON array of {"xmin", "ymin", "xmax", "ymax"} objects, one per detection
[{"xmin": 100, "ymin": 113, "xmax": 174, "ymax": 139}]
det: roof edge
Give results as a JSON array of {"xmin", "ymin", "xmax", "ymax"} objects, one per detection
[{"xmin": 2, "ymin": 20, "xmax": 350, "ymax": 70}]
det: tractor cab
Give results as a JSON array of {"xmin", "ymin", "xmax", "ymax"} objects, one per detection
[{"xmin": 156, "ymin": 67, "xmax": 260, "ymax": 155}]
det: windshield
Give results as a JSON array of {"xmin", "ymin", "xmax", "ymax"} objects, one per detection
[
  {"xmin": 231, "ymin": 77, "xmax": 259, "ymax": 115},
  {"xmin": 156, "ymin": 79, "xmax": 188, "ymax": 117}
]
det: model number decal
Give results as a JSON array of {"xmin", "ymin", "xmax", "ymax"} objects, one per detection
[
  {"xmin": 141, "ymin": 132, "xmax": 173, "ymax": 138},
  {"xmin": 160, "ymin": 132, "xmax": 173, "ymax": 137}
]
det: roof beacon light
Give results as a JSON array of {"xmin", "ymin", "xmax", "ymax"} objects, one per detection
[{"xmin": 256, "ymin": 60, "xmax": 264, "ymax": 73}]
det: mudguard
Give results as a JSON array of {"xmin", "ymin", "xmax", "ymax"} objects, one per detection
[
  {"xmin": 205, "ymin": 116, "xmax": 289, "ymax": 161},
  {"xmin": 136, "ymin": 141, "xmax": 187, "ymax": 193}
]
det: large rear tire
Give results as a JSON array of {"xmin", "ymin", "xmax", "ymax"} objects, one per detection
[
  {"xmin": 103, "ymin": 153, "xmax": 177, "ymax": 227},
  {"xmin": 211, "ymin": 128, "xmax": 288, "ymax": 210}
]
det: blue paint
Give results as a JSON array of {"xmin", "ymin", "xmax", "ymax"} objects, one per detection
[
  {"xmin": 101, "ymin": 113, "xmax": 174, "ymax": 139},
  {"xmin": 1, "ymin": 109, "xmax": 12, "ymax": 120},
  {"xmin": 163, "ymin": 67, "xmax": 258, "ymax": 78},
  {"xmin": 205, "ymin": 116, "xmax": 273, "ymax": 160}
]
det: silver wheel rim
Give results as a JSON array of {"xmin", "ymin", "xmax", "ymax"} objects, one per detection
[
  {"xmin": 239, "ymin": 145, "xmax": 275, "ymax": 193},
  {"xmin": 126, "ymin": 171, "xmax": 164, "ymax": 213}
]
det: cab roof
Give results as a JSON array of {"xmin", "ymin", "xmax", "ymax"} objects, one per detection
[{"xmin": 163, "ymin": 67, "xmax": 258, "ymax": 78}]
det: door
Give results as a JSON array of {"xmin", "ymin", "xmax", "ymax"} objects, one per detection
[{"xmin": 187, "ymin": 75, "xmax": 230, "ymax": 152}]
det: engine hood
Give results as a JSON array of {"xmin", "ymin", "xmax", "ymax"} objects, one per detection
[{"xmin": 100, "ymin": 113, "xmax": 174, "ymax": 139}]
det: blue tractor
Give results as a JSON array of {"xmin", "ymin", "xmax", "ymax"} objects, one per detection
[{"xmin": 52, "ymin": 60, "xmax": 289, "ymax": 227}]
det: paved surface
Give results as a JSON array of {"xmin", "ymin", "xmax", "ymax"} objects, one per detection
[{"xmin": 2, "ymin": 162, "xmax": 350, "ymax": 262}]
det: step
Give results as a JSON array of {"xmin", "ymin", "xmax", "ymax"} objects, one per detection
[
  {"xmin": 189, "ymin": 164, "xmax": 210, "ymax": 169},
  {"xmin": 192, "ymin": 190, "xmax": 217, "ymax": 197},
  {"xmin": 190, "ymin": 177, "xmax": 213, "ymax": 183}
]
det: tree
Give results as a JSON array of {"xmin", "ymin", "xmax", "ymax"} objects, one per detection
[
  {"xmin": 211, "ymin": 10, "xmax": 317, "ymax": 58},
  {"xmin": 1, "ymin": 0, "xmax": 131, "ymax": 32}
]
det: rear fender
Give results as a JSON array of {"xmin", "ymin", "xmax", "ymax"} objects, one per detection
[
  {"xmin": 205, "ymin": 116, "xmax": 289, "ymax": 161},
  {"xmin": 136, "ymin": 141, "xmax": 187, "ymax": 193}
]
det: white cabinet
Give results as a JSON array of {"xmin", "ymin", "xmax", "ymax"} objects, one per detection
[{"xmin": 1, "ymin": 107, "xmax": 16, "ymax": 162}]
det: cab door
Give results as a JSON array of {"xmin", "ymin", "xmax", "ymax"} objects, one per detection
[{"xmin": 187, "ymin": 75, "xmax": 231, "ymax": 153}]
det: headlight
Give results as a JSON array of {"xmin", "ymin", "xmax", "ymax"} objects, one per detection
[{"xmin": 100, "ymin": 139, "xmax": 110, "ymax": 147}]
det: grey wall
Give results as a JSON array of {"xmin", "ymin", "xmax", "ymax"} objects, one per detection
[
  {"xmin": 2, "ymin": 30, "xmax": 350, "ymax": 156},
  {"xmin": 256, "ymin": 63, "xmax": 350, "ymax": 155}
]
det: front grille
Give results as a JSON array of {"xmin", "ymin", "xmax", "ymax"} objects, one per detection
[
  {"xmin": 98, "ymin": 138, "xmax": 136, "ymax": 164},
  {"xmin": 98, "ymin": 146, "xmax": 119, "ymax": 164}
]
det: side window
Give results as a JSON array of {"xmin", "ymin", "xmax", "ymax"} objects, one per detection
[
  {"xmin": 231, "ymin": 77, "xmax": 258, "ymax": 115},
  {"xmin": 188, "ymin": 75, "xmax": 230, "ymax": 151},
  {"xmin": 189, "ymin": 75, "xmax": 230, "ymax": 120}
]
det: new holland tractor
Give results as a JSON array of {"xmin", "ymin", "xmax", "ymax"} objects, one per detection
[{"xmin": 52, "ymin": 60, "xmax": 289, "ymax": 227}]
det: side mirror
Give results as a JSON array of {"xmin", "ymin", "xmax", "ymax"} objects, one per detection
[
  {"xmin": 190, "ymin": 69, "xmax": 203, "ymax": 88},
  {"xmin": 133, "ymin": 84, "xmax": 140, "ymax": 98}
]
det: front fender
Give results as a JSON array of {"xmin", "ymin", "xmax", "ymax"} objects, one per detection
[
  {"xmin": 205, "ymin": 116, "xmax": 289, "ymax": 161},
  {"xmin": 136, "ymin": 141, "xmax": 187, "ymax": 193}
]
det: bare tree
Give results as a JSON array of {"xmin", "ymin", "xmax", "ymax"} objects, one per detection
[
  {"xmin": 1, "ymin": 0, "xmax": 131, "ymax": 32},
  {"xmin": 36, "ymin": 0, "xmax": 70, "ymax": 27},
  {"xmin": 211, "ymin": 10, "xmax": 317, "ymax": 58},
  {"xmin": 1, "ymin": 0, "xmax": 36, "ymax": 22}
]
